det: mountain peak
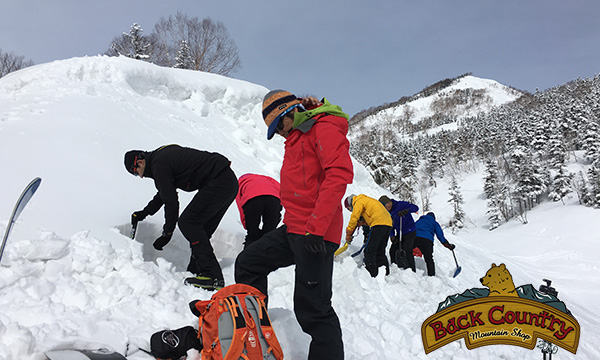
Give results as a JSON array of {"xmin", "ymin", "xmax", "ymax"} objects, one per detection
[{"xmin": 350, "ymin": 74, "xmax": 523, "ymax": 135}]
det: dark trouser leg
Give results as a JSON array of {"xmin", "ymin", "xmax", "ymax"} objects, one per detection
[
  {"xmin": 179, "ymin": 167, "xmax": 238, "ymax": 280},
  {"xmin": 375, "ymin": 225, "xmax": 392, "ymax": 276},
  {"xmin": 361, "ymin": 224, "xmax": 370, "ymax": 243},
  {"xmin": 241, "ymin": 197, "xmax": 264, "ymax": 247},
  {"xmin": 261, "ymin": 196, "xmax": 282, "ymax": 235},
  {"xmin": 234, "ymin": 226, "xmax": 293, "ymax": 302},
  {"xmin": 389, "ymin": 238, "xmax": 400, "ymax": 265},
  {"xmin": 290, "ymin": 234, "xmax": 344, "ymax": 360},
  {"xmin": 401, "ymin": 231, "xmax": 416, "ymax": 272},
  {"xmin": 364, "ymin": 225, "xmax": 391, "ymax": 277},
  {"xmin": 242, "ymin": 195, "xmax": 282, "ymax": 248},
  {"xmin": 415, "ymin": 237, "xmax": 435, "ymax": 276}
]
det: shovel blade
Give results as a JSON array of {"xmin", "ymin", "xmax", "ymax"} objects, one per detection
[
  {"xmin": 334, "ymin": 242, "xmax": 349, "ymax": 256},
  {"xmin": 453, "ymin": 266, "xmax": 462, "ymax": 278}
]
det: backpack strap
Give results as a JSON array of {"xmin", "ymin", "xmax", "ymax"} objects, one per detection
[
  {"xmin": 223, "ymin": 295, "xmax": 252, "ymax": 360},
  {"xmin": 240, "ymin": 305, "xmax": 264, "ymax": 360},
  {"xmin": 254, "ymin": 296, "xmax": 284, "ymax": 359}
]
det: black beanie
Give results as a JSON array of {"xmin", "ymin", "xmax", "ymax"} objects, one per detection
[{"xmin": 124, "ymin": 150, "xmax": 145, "ymax": 175}]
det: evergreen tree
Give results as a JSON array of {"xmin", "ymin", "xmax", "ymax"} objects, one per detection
[
  {"xmin": 509, "ymin": 143, "xmax": 546, "ymax": 222},
  {"xmin": 396, "ymin": 143, "xmax": 419, "ymax": 202},
  {"xmin": 530, "ymin": 112, "xmax": 549, "ymax": 157},
  {"xmin": 548, "ymin": 166, "xmax": 573, "ymax": 203},
  {"xmin": 588, "ymin": 162, "xmax": 600, "ymax": 208},
  {"xmin": 110, "ymin": 23, "xmax": 151, "ymax": 60},
  {"xmin": 127, "ymin": 23, "xmax": 150, "ymax": 60},
  {"xmin": 447, "ymin": 177, "xmax": 465, "ymax": 233},
  {"xmin": 573, "ymin": 171, "xmax": 592, "ymax": 206},
  {"xmin": 423, "ymin": 139, "xmax": 444, "ymax": 186},
  {"xmin": 547, "ymin": 125, "xmax": 572, "ymax": 201},
  {"xmin": 173, "ymin": 40, "xmax": 193, "ymax": 69},
  {"xmin": 483, "ymin": 158, "xmax": 509, "ymax": 229},
  {"xmin": 581, "ymin": 119, "xmax": 600, "ymax": 162}
]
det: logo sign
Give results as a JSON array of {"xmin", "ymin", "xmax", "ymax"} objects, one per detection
[{"xmin": 421, "ymin": 263, "xmax": 580, "ymax": 354}]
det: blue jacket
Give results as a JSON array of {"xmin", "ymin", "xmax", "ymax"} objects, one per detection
[
  {"xmin": 415, "ymin": 213, "xmax": 448, "ymax": 245},
  {"xmin": 389, "ymin": 199, "xmax": 419, "ymax": 237}
]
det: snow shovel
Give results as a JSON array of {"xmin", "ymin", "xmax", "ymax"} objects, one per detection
[
  {"xmin": 334, "ymin": 241, "xmax": 349, "ymax": 256},
  {"xmin": 335, "ymin": 225, "xmax": 361, "ymax": 256},
  {"xmin": 451, "ymin": 249, "xmax": 462, "ymax": 278}
]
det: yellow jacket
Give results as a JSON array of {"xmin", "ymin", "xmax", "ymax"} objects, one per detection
[{"xmin": 346, "ymin": 194, "xmax": 392, "ymax": 236}]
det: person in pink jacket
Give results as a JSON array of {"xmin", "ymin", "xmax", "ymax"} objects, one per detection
[{"xmin": 235, "ymin": 173, "xmax": 282, "ymax": 248}]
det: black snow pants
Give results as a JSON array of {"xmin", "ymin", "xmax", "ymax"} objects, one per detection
[
  {"xmin": 241, "ymin": 195, "xmax": 282, "ymax": 248},
  {"xmin": 178, "ymin": 166, "xmax": 238, "ymax": 281},
  {"xmin": 364, "ymin": 225, "xmax": 392, "ymax": 277},
  {"xmin": 234, "ymin": 226, "xmax": 344, "ymax": 360},
  {"xmin": 414, "ymin": 236, "xmax": 436, "ymax": 276}
]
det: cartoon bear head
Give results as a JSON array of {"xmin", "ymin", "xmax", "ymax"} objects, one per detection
[{"xmin": 480, "ymin": 263, "xmax": 518, "ymax": 297}]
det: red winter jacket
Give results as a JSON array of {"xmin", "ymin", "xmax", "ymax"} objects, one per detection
[
  {"xmin": 280, "ymin": 113, "xmax": 354, "ymax": 244},
  {"xmin": 235, "ymin": 173, "xmax": 280, "ymax": 229}
]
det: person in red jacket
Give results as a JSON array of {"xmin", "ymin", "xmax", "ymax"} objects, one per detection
[
  {"xmin": 235, "ymin": 90, "xmax": 353, "ymax": 360},
  {"xmin": 235, "ymin": 173, "xmax": 282, "ymax": 248}
]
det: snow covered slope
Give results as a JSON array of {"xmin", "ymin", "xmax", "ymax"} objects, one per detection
[{"xmin": 0, "ymin": 57, "xmax": 598, "ymax": 359}]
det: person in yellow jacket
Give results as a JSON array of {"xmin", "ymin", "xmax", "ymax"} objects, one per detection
[{"xmin": 344, "ymin": 194, "xmax": 393, "ymax": 277}]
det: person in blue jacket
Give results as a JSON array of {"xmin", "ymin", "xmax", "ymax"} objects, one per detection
[
  {"xmin": 414, "ymin": 212, "xmax": 456, "ymax": 276},
  {"xmin": 378, "ymin": 196, "xmax": 419, "ymax": 272}
]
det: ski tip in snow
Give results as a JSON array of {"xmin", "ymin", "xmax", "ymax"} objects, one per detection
[{"xmin": 45, "ymin": 348, "xmax": 126, "ymax": 360}]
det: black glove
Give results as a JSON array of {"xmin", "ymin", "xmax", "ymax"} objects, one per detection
[
  {"xmin": 132, "ymin": 210, "xmax": 149, "ymax": 225},
  {"xmin": 304, "ymin": 233, "xmax": 326, "ymax": 254},
  {"xmin": 390, "ymin": 235, "xmax": 399, "ymax": 244},
  {"xmin": 443, "ymin": 242, "xmax": 456, "ymax": 251},
  {"xmin": 153, "ymin": 231, "xmax": 173, "ymax": 250},
  {"xmin": 397, "ymin": 209, "xmax": 409, "ymax": 217}
]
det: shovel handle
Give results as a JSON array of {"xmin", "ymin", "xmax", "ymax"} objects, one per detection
[
  {"xmin": 130, "ymin": 222, "xmax": 137, "ymax": 239},
  {"xmin": 451, "ymin": 249, "xmax": 459, "ymax": 267}
]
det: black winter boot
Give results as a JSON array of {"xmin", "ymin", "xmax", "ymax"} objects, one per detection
[{"xmin": 184, "ymin": 274, "xmax": 225, "ymax": 291}]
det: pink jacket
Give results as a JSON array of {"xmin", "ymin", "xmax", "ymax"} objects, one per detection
[{"xmin": 235, "ymin": 173, "xmax": 280, "ymax": 229}]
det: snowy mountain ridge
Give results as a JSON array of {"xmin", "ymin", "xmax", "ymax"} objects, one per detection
[{"xmin": 350, "ymin": 74, "xmax": 523, "ymax": 139}]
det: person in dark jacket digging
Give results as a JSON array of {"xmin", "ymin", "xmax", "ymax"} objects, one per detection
[
  {"xmin": 379, "ymin": 195, "xmax": 419, "ymax": 272},
  {"xmin": 124, "ymin": 144, "xmax": 238, "ymax": 290},
  {"xmin": 414, "ymin": 212, "xmax": 456, "ymax": 276}
]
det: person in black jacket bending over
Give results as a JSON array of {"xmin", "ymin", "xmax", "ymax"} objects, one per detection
[{"xmin": 124, "ymin": 144, "xmax": 238, "ymax": 290}]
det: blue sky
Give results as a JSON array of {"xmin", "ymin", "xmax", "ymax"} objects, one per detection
[{"xmin": 1, "ymin": 0, "xmax": 599, "ymax": 116}]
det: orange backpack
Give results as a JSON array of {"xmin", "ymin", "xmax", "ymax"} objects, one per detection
[{"xmin": 190, "ymin": 284, "xmax": 284, "ymax": 360}]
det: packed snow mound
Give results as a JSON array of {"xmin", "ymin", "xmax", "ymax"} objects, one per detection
[{"xmin": 0, "ymin": 56, "xmax": 273, "ymax": 240}]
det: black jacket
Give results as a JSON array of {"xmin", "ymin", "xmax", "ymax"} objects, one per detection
[{"xmin": 142, "ymin": 145, "xmax": 231, "ymax": 233}]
